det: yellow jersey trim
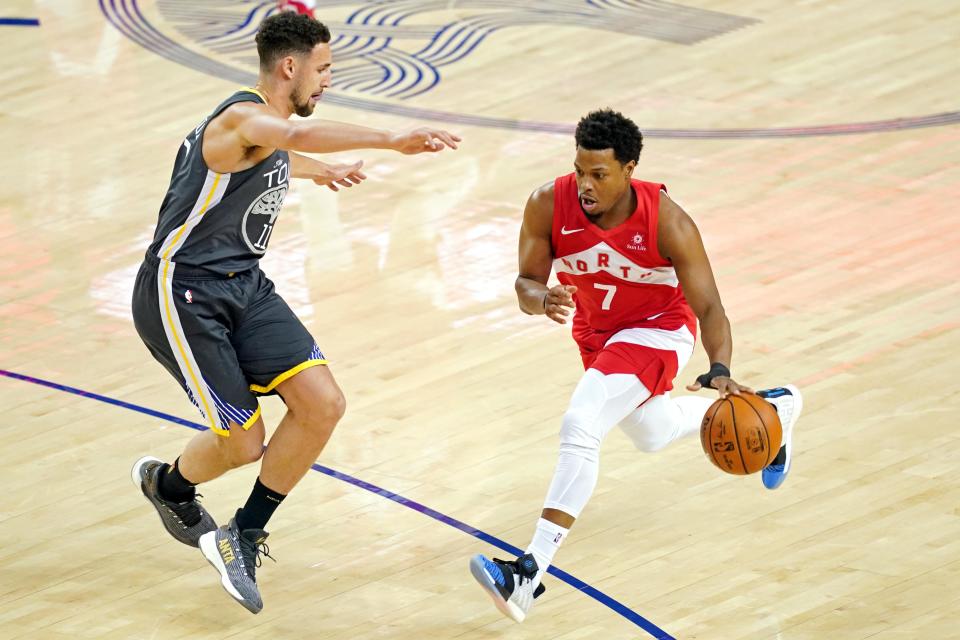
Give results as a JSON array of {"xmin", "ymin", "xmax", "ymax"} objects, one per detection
[
  {"xmin": 249, "ymin": 359, "xmax": 329, "ymax": 394},
  {"xmin": 159, "ymin": 173, "xmax": 222, "ymax": 431},
  {"xmin": 210, "ymin": 405, "xmax": 263, "ymax": 438},
  {"xmin": 160, "ymin": 173, "xmax": 222, "ymax": 262},
  {"xmin": 240, "ymin": 405, "xmax": 262, "ymax": 431},
  {"xmin": 241, "ymin": 86, "xmax": 268, "ymax": 103}
]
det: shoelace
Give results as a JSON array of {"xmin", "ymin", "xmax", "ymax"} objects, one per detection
[
  {"xmin": 239, "ymin": 536, "xmax": 276, "ymax": 580},
  {"xmin": 493, "ymin": 557, "xmax": 535, "ymax": 586},
  {"xmin": 167, "ymin": 493, "xmax": 205, "ymax": 528}
]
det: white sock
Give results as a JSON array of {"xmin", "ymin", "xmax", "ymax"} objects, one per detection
[{"xmin": 525, "ymin": 518, "xmax": 569, "ymax": 584}]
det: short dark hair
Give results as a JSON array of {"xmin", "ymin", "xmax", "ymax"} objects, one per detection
[
  {"xmin": 574, "ymin": 109, "xmax": 643, "ymax": 165},
  {"xmin": 256, "ymin": 12, "xmax": 331, "ymax": 70}
]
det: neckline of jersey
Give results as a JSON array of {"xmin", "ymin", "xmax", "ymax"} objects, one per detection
[{"xmin": 574, "ymin": 181, "xmax": 642, "ymax": 237}]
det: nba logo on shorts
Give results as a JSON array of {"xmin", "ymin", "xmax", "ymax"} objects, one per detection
[{"xmin": 185, "ymin": 289, "xmax": 193, "ymax": 304}]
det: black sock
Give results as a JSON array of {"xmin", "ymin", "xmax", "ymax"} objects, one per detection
[
  {"xmin": 158, "ymin": 457, "xmax": 197, "ymax": 503},
  {"xmin": 235, "ymin": 477, "xmax": 286, "ymax": 532}
]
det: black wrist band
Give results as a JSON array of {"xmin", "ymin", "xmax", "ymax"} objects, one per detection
[{"xmin": 696, "ymin": 362, "xmax": 730, "ymax": 389}]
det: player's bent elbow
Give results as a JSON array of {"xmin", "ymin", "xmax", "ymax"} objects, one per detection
[
  {"xmin": 514, "ymin": 276, "xmax": 540, "ymax": 314},
  {"xmin": 698, "ymin": 301, "xmax": 728, "ymax": 325}
]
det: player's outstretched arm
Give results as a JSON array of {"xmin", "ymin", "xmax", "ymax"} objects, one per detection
[
  {"xmin": 658, "ymin": 192, "xmax": 752, "ymax": 397},
  {"xmin": 516, "ymin": 183, "xmax": 577, "ymax": 324},
  {"xmin": 230, "ymin": 103, "xmax": 460, "ymax": 154},
  {"xmin": 289, "ymin": 151, "xmax": 367, "ymax": 191}
]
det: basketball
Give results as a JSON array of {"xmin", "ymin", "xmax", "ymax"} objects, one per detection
[{"xmin": 700, "ymin": 393, "xmax": 782, "ymax": 475}]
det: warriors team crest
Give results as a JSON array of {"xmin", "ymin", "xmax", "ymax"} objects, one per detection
[
  {"xmin": 146, "ymin": 1, "xmax": 755, "ymax": 102},
  {"xmin": 242, "ymin": 185, "xmax": 287, "ymax": 254}
]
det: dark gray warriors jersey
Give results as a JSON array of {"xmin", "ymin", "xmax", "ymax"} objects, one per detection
[{"xmin": 147, "ymin": 89, "xmax": 289, "ymax": 275}]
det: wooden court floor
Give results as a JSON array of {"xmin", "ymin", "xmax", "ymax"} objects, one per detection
[{"xmin": 2, "ymin": 1, "xmax": 959, "ymax": 638}]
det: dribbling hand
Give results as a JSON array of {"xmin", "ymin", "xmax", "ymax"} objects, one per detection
[
  {"xmin": 543, "ymin": 285, "xmax": 577, "ymax": 324},
  {"xmin": 686, "ymin": 371, "xmax": 754, "ymax": 398}
]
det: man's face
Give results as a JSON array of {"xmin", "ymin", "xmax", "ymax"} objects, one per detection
[
  {"xmin": 573, "ymin": 147, "xmax": 635, "ymax": 217},
  {"xmin": 290, "ymin": 42, "xmax": 332, "ymax": 117}
]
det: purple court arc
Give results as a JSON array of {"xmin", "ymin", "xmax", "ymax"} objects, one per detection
[
  {"xmin": 0, "ymin": 368, "xmax": 677, "ymax": 639},
  {"xmin": 99, "ymin": 0, "xmax": 960, "ymax": 139}
]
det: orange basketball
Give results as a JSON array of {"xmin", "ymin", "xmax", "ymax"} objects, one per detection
[{"xmin": 700, "ymin": 393, "xmax": 782, "ymax": 475}]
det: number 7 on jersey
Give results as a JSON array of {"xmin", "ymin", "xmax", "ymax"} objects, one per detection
[{"xmin": 594, "ymin": 283, "xmax": 617, "ymax": 310}]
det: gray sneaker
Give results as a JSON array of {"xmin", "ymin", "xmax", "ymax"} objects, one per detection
[
  {"xmin": 130, "ymin": 455, "xmax": 217, "ymax": 547},
  {"xmin": 198, "ymin": 514, "xmax": 274, "ymax": 614}
]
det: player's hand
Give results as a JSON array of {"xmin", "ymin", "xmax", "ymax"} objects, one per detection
[
  {"xmin": 312, "ymin": 160, "xmax": 367, "ymax": 191},
  {"xmin": 543, "ymin": 284, "xmax": 577, "ymax": 324},
  {"xmin": 390, "ymin": 127, "xmax": 461, "ymax": 154},
  {"xmin": 686, "ymin": 376, "xmax": 754, "ymax": 398}
]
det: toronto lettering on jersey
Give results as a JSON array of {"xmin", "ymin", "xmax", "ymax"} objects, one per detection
[{"xmin": 553, "ymin": 242, "xmax": 678, "ymax": 286}]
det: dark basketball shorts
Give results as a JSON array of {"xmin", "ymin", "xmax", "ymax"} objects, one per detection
[{"xmin": 132, "ymin": 254, "xmax": 326, "ymax": 436}]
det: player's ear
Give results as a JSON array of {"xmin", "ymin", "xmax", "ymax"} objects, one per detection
[
  {"xmin": 280, "ymin": 55, "xmax": 297, "ymax": 80},
  {"xmin": 623, "ymin": 159, "xmax": 637, "ymax": 178}
]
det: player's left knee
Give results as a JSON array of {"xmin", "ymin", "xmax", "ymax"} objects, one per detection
[
  {"xmin": 620, "ymin": 417, "xmax": 672, "ymax": 453},
  {"xmin": 560, "ymin": 409, "xmax": 602, "ymax": 450},
  {"xmin": 214, "ymin": 430, "xmax": 265, "ymax": 467},
  {"xmin": 295, "ymin": 386, "xmax": 346, "ymax": 433},
  {"xmin": 632, "ymin": 430, "xmax": 672, "ymax": 453}
]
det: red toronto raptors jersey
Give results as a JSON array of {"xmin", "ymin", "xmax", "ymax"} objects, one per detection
[{"xmin": 551, "ymin": 173, "xmax": 696, "ymax": 346}]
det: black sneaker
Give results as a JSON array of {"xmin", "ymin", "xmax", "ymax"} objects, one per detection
[
  {"xmin": 469, "ymin": 553, "xmax": 546, "ymax": 622},
  {"xmin": 199, "ymin": 512, "xmax": 275, "ymax": 614},
  {"xmin": 131, "ymin": 455, "xmax": 216, "ymax": 547}
]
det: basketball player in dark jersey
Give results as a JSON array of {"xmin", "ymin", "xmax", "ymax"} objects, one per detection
[{"xmin": 130, "ymin": 12, "xmax": 459, "ymax": 614}]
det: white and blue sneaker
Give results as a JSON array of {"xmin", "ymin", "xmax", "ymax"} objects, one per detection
[
  {"xmin": 757, "ymin": 385, "xmax": 803, "ymax": 489},
  {"xmin": 469, "ymin": 553, "xmax": 546, "ymax": 623}
]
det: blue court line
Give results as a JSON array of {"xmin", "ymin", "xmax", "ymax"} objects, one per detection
[
  {"xmin": 1, "ymin": 368, "xmax": 675, "ymax": 639},
  {"xmin": 0, "ymin": 17, "xmax": 40, "ymax": 26}
]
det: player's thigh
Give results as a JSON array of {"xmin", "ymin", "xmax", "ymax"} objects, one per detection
[
  {"xmin": 133, "ymin": 264, "xmax": 263, "ymax": 437},
  {"xmin": 618, "ymin": 393, "xmax": 681, "ymax": 451},
  {"xmin": 563, "ymin": 369, "xmax": 650, "ymax": 447},
  {"xmin": 233, "ymin": 271, "xmax": 339, "ymax": 421}
]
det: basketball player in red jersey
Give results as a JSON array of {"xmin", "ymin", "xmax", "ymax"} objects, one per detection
[{"xmin": 470, "ymin": 109, "xmax": 802, "ymax": 622}]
